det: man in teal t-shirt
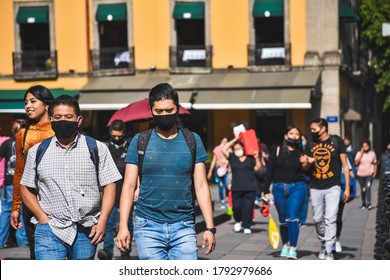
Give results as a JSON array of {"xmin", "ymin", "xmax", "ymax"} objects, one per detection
[{"xmin": 115, "ymin": 83, "xmax": 216, "ymax": 260}]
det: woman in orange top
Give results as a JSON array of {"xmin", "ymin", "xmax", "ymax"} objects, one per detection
[{"xmin": 11, "ymin": 85, "xmax": 54, "ymax": 259}]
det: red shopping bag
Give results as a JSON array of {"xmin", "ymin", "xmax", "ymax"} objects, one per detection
[{"xmin": 238, "ymin": 129, "xmax": 259, "ymax": 156}]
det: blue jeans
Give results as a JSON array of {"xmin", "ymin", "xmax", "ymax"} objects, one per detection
[
  {"xmin": 299, "ymin": 184, "xmax": 309, "ymax": 225},
  {"xmin": 218, "ymin": 172, "xmax": 229, "ymax": 202},
  {"xmin": 103, "ymin": 206, "xmax": 133, "ymax": 255},
  {"xmin": 357, "ymin": 175, "xmax": 373, "ymax": 206},
  {"xmin": 134, "ymin": 216, "xmax": 197, "ymax": 260},
  {"xmin": 0, "ymin": 184, "xmax": 28, "ymax": 247},
  {"xmin": 272, "ymin": 182, "xmax": 306, "ymax": 247},
  {"xmin": 35, "ymin": 223, "xmax": 96, "ymax": 260}
]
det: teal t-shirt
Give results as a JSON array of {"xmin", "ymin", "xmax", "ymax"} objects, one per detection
[{"xmin": 125, "ymin": 129, "xmax": 208, "ymax": 223}]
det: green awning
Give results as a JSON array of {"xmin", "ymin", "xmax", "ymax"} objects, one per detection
[
  {"xmin": 0, "ymin": 89, "xmax": 79, "ymax": 113},
  {"xmin": 16, "ymin": 6, "xmax": 48, "ymax": 24},
  {"xmin": 253, "ymin": 0, "xmax": 284, "ymax": 18},
  {"xmin": 339, "ymin": 1, "xmax": 359, "ymax": 22},
  {"xmin": 96, "ymin": 3, "xmax": 127, "ymax": 22},
  {"xmin": 173, "ymin": 2, "xmax": 205, "ymax": 19}
]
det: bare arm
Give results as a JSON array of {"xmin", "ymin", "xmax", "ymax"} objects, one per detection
[
  {"xmin": 340, "ymin": 153, "xmax": 350, "ymax": 202},
  {"xmin": 90, "ymin": 182, "xmax": 116, "ymax": 244},
  {"xmin": 355, "ymin": 149, "xmax": 364, "ymax": 166},
  {"xmin": 193, "ymin": 162, "xmax": 216, "ymax": 255},
  {"xmin": 207, "ymin": 154, "xmax": 217, "ymax": 180},
  {"xmin": 222, "ymin": 137, "xmax": 237, "ymax": 158},
  {"xmin": 253, "ymin": 151, "xmax": 262, "ymax": 171},
  {"xmin": 116, "ymin": 164, "xmax": 138, "ymax": 252}
]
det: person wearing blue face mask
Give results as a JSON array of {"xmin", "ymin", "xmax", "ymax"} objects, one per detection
[
  {"xmin": 222, "ymin": 138, "xmax": 262, "ymax": 234},
  {"xmin": 19, "ymin": 95, "xmax": 121, "ymax": 260}
]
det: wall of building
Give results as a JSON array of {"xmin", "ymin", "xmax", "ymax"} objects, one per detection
[
  {"xmin": 210, "ymin": 0, "xmax": 249, "ymax": 69},
  {"xmin": 290, "ymin": 0, "xmax": 306, "ymax": 66},
  {"xmin": 0, "ymin": 1, "xmax": 16, "ymax": 75},
  {"xmin": 54, "ymin": 0, "xmax": 89, "ymax": 74},
  {"xmin": 0, "ymin": 0, "xmax": 88, "ymax": 90},
  {"xmin": 133, "ymin": 0, "xmax": 170, "ymax": 70}
]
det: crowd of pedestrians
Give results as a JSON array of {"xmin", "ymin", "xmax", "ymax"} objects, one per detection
[{"xmin": 0, "ymin": 82, "xmax": 386, "ymax": 261}]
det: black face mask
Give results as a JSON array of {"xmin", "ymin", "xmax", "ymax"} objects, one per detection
[
  {"xmin": 51, "ymin": 120, "xmax": 79, "ymax": 139},
  {"xmin": 111, "ymin": 136, "xmax": 125, "ymax": 145},
  {"xmin": 311, "ymin": 131, "xmax": 321, "ymax": 142},
  {"xmin": 286, "ymin": 137, "xmax": 301, "ymax": 147},
  {"xmin": 153, "ymin": 114, "xmax": 177, "ymax": 131}
]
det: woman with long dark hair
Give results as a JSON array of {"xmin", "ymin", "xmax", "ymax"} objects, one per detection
[
  {"xmin": 263, "ymin": 125, "xmax": 308, "ymax": 259},
  {"xmin": 10, "ymin": 85, "xmax": 54, "ymax": 259}
]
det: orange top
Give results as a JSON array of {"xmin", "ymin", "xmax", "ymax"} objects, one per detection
[{"xmin": 12, "ymin": 121, "xmax": 54, "ymax": 212}]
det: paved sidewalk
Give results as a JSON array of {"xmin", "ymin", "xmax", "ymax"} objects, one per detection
[
  {"xmin": 0, "ymin": 180, "xmax": 378, "ymax": 260},
  {"xmin": 199, "ymin": 180, "xmax": 378, "ymax": 260}
]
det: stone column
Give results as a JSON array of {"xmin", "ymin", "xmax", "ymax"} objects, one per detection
[{"xmin": 305, "ymin": 0, "xmax": 341, "ymax": 134}]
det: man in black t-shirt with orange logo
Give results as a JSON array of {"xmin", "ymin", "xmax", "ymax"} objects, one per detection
[{"xmin": 304, "ymin": 118, "xmax": 350, "ymax": 260}]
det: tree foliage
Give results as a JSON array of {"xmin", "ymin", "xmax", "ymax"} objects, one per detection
[{"xmin": 360, "ymin": 0, "xmax": 390, "ymax": 111}]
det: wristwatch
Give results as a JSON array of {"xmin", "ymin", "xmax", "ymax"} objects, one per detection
[{"xmin": 206, "ymin": 227, "xmax": 217, "ymax": 234}]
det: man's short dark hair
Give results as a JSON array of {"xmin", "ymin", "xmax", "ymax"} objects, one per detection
[
  {"xmin": 109, "ymin": 120, "xmax": 126, "ymax": 133},
  {"xmin": 149, "ymin": 83, "xmax": 179, "ymax": 111},
  {"xmin": 49, "ymin": 95, "xmax": 81, "ymax": 116},
  {"xmin": 310, "ymin": 118, "xmax": 328, "ymax": 131}
]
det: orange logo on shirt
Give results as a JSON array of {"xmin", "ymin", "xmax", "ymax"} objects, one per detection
[{"xmin": 311, "ymin": 143, "xmax": 335, "ymax": 180}]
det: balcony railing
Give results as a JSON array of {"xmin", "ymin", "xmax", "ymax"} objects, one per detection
[
  {"xmin": 91, "ymin": 47, "xmax": 134, "ymax": 75},
  {"xmin": 248, "ymin": 43, "xmax": 290, "ymax": 66},
  {"xmin": 170, "ymin": 45, "xmax": 212, "ymax": 68},
  {"xmin": 13, "ymin": 50, "xmax": 58, "ymax": 80}
]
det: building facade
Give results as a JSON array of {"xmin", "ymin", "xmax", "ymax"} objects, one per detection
[{"xmin": 0, "ymin": 0, "xmax": 372, "ymax": 152}]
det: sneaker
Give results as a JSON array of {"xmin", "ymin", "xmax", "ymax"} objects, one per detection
[
  {"xmin": 335, "ymin": 241, "xmax": 342, "ymax": 253},
  {"xmin": 361, "ymin": 204, "xmax": 366, "ymax": 210},
  {"xmin": 318, "ymin": 249, "xmax": 326, "ymax": 260},
  {"xmin": 234, "ymin": 222, "xmax": 242, "ymax": 232},
  {"xmin": 243, "ymin": 228, "xmax": 252, "ymax": 234},
  {"xmin": 97, "ymin": 249, "xmax": 113, "ymax": 260},
  {"xmin": 280, "ymin": 245, "xmax": 290, "ymax": 258},
  {"xmin": 325, "ymin": 252, "xmax": 334, "ymax": 260},
  {"xmin": 367, "ymin": 204, "xmax": 373, "ymax": 210},
  {"xmin": 300, "ymin": 224, "xmax": 308, "ymax": 229},
  {"xmin": 287, "ymin": 248, "xmax": 297, "ymax": 259}
]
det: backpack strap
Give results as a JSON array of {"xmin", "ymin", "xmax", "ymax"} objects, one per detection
[
  {"xmin": 85, "ymin": 135, "xmax": 100, "ymax": 188},
  {"xmin": 36, "ymin": 137, "xmax": 53, "ymax": 168},
  {"xmin": 137, "ymin": 129, "xmax": 153, "ymax": 184},
  {"xmin": 180, "ymin": 128, "xmax": 196, "ymax": 169},
  {"xmin": 35, "ymin": 137, "xmax": 53, "ymax": 199}
]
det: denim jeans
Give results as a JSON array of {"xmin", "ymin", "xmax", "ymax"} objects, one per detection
[
  {"xmin": 357, "ymin": 176, "xmax": 373, "ymax": 206},
  {"xmin": 35, "ymin": 223, "xmax": 96, "ymax": 260},
  {"xmin": 103, "ymin": 206, "xmax": 133, "ymax": 255},
  {"xmin": 0, "ymin": 185, "xmax": 28, "ymax": 247},
  {"xmin": 217, "ymin": 172, "xmax": 229, "ymax": 202},
  {"xmin": 299, "ymin": 184, "xmax": 309, "ymax": 225},
  {"xmin": 272, "ymin": 182, "xmax": 306, "ymax": 247},
  {"xmin": 134, "ymin": 215, "xmax": 197, "ymax": 260},
  {"xmin": 310, "ymin": 185, "xmax": 341, "ymax": 253}
]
